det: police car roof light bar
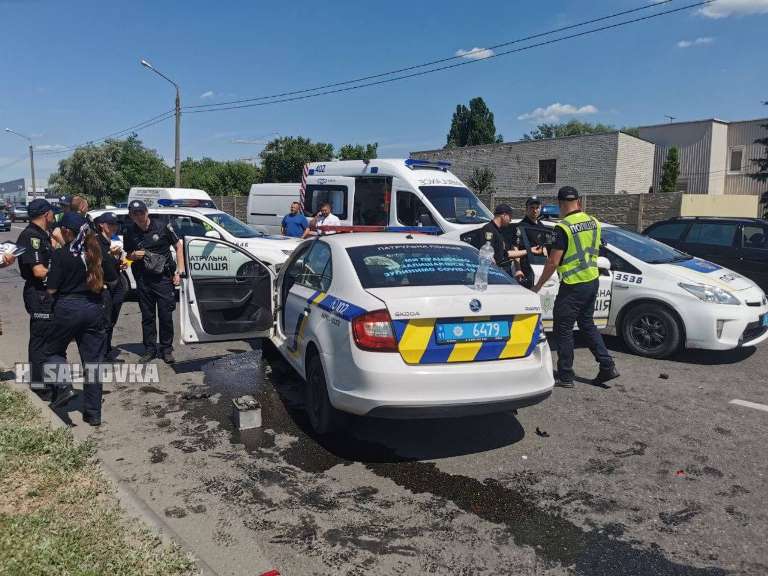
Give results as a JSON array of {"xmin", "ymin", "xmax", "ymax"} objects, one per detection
[
  {"xmin": 317, "ymin": 225, "xmax": 442, "ymax": 235},
  {"xmin": 404, "ymin": 159, "xmax": 451, "ymax": 172}
]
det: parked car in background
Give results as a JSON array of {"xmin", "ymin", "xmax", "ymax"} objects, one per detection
[
  {"xmin": 0, "ymin": 212, "xmax": 10, "ymax": 231},
  {"xmin": 643, "ymin": 217, "xmax": 768, "ymax": 292},
  {"xmin": 11, "ymin": 204, "xmax": 28, "ymax": 222}
]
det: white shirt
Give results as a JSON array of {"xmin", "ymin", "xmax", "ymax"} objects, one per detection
[{"xmin": 316, "ymin": 213, "xmax": 341, "ymax": 233}]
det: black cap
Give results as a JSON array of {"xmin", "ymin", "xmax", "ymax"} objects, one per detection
[
  {"xmin": 128, "ymin": 200, "xmax": 148, "ymax": 213},
  {"xmin": 494, "ymin": 203, "xmax": 513, "ymax": 216},
  {"xmin": 95, "ymin": 212, "xmax": 118, "ymax": 226},
  {"xmin": 61, "ymin": 212, "xmax": 86, "ymax": 231},
  {"xmin": 59, "ymin": 195, "xmax": 72, "ymax": 206},
  {"xmin": 557, "ymin": 186, "xmax": 580, "ymax": 201},
  {"xmin": 27, "ymin": 198, "xmax": 53, "ymax": 218},
  {"xmin": 525, "ymin": 195, "xmax": 541, "ymax": 207}
]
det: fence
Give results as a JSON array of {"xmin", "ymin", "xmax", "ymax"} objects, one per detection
[{"xmin": 211, "ymin": 196, "xmax": 248, "ymax": 221}]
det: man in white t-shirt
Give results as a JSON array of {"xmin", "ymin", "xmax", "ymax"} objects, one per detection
[{"xmin": 303, "ymin": 201, "xmax": 341, "ymax": 238}]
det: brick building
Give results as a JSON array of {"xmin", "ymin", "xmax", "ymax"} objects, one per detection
[{"xmin": 410, "ymin": 131, "xmax": 655, "ymax": 197}]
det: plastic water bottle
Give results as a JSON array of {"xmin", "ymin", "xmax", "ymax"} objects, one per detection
[{"xmin": 474, "ymin": 232, "xmax": 495, "ymax": 291}]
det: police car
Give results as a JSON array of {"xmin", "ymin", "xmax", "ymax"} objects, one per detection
[
  {"xmin": 515, "ymin": 221, "xmax": 768, "ymax": 358},
  {"xmin": 178, "ymin": 229, "xmax": 555, "ymax": 433},
  {"xmin": 89, "ymin": 207, "xmax": 301, "ymax": 290}
]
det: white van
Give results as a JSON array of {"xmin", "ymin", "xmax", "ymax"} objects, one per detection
[
  {"xmin": 246, "ymin": 159, "xmax": 493, "ymax": 235},
  {"xmin": 247, "ymin": 183, "xmax": 301, "ymax": 234},
  {"xmin": 127, "ymin": 187, "xmax": 216, "ymax": 209}
]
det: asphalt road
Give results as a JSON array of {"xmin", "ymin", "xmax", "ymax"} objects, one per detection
[{"xmin": 1, "ymin": 224, "xmax": 767, "ymax": 576}]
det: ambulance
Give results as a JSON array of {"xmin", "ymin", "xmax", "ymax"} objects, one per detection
[{"xmin": 246, "ymin": 159, "xmax": 493, "ymax": 235}]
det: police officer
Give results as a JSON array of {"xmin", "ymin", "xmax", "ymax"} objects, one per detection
[
  {"xmin": 123, "ymin": 200, "xmax": 184, "ymax": 364},
  {"xmin": 478, "ymin": 204, "xmax": 528, "ymax": 280},
  {"xmin": 16, "ymin": 199, "xmax": 55, "ymax": 389},
  {"xmin": 533, "ymin": 186, "xmax": 619, "ymax": 388},
  {"xmin": 94, "ymin": 212, "xmax": 126, "ymax": 358},
  {"xmin": 513, "ymin": 196, "xmax": 546, "ymax": 289},
  {"xmin": 45, "ymin": 212, "xmax": 114, "ymax": 423}
]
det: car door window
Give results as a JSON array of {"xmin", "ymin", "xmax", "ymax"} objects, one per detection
[
  {"xmin": 646, "ymin": 222, "xmax": 688, "ymax": 241},
  {"xmin": 742, "ymin": 225, "xmax": 768, "ymax": 250},
  {"xmin": 685, "ymin": 222, "xmax": 738, "ymax": 247},
  {"xmin": 397, "ymin": 190, "xmax": 434, "ymax": 227},
  {"xmin": 169, "ymin": 214, "xmax": 210, "ymax": 238},
  {"xmin": 600, "ymin": 245, "xmax": 641, "ymax": 275},
  {"xmin": 298, "ymin": 241, "xmax": 332, "ymax": 291}
]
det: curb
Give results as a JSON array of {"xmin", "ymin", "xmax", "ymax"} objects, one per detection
[{"xmin": 6, "ymin": 380, "xmax": 221, "ymax": 576}]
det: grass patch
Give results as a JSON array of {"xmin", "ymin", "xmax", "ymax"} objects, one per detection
[{"xmin": 0, "ymin": 384, "xmax": 197, "ymax": 576}]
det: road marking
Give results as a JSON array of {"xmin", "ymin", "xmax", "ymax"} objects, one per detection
[
  {"xmin": 11, "ymin": 224, "xmax": 26, "ymax": 231},
  {"xmin": 729, "ymin": 399, "xmax": 768, "ymax": 413}
]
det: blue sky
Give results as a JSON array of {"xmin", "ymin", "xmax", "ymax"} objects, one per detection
[{"xmin": 1, "ymin": 0, "xmax": 767, "ymax": 185}]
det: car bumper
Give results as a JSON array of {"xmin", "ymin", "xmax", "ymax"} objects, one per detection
[
  {"xmin": 325, "ymin": 341, "xmax": 555, "ymax": 417},
  {"xmin": 684, "ymin": 303, "xmax": 768, "ymax": 350}
]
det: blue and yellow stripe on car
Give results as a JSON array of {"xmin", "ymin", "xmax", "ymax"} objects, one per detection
[
  {"xmin": 391, "ymin": 314, "xmax": 541, "ymax": 365},
  {"xmin": 287, "ymin": 291, "xmax": 367, "ymax": 356}
]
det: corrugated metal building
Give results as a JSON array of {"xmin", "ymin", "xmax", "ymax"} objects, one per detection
[{"xmin": 639, "ymin": 118, "xmax": 767, "ymax": 195}]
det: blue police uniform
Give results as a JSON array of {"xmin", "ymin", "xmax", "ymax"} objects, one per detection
[
  {"xmin": 45, "ymin": 213, "xmax": 113, "ymax": 424},
  {"xmin": 16, "ymin": 199, "xmax": 55, "ymax": 387},
  {"xmin": 123, "ymin": 201, "xmax": 180, "ymax": 362}
]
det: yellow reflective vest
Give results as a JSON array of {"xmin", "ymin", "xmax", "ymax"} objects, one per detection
[{"xmin": 556, "ymin": 211, "xmax": 601, "ymax": 285}]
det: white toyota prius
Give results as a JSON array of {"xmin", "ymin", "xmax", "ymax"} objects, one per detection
[
  {"xmin": 178, "ymin": 231, "xmax": 555, "ymax": 433},
  {"xmin": 515, "ymin": 221, "xmax": 768, "ymax": 358}
]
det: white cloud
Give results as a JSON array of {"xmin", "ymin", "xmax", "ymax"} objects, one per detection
[
  {"xmin": 35, "ymin": 144, "xmax": 67, "ymax": 151},
  {"xmin": 699, "ymin": 0, "xmax": 768, "ymax": 18},
  {"xmin": 200, "ymin": 90, "xmax": 215, "ymax": 99},
  {"xmin": 454, "ymin": 47, "xmax": 495, "ymax": 60},
  {"xmin": 517, "ymin": 103, "xmax": 599, "ymax": 123},
  {"xmin": 677, "ymin": 36, "xmax": 714, "ymax": 48}
]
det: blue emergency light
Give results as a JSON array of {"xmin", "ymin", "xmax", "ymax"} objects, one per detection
[
  {"xmin": 404, "ymin": 159, "xmax": 451, "ymax": 171},
  {"xmin": 318, "ymin": 225, "xmax": 442, "ymax": 235},
  {"xmin": 157, "ymin": 198, "xmax": 217, "ymax": 209},
  {"xmin": 541, "ymin": 204, "xmax": 560, "ymax": 219}
]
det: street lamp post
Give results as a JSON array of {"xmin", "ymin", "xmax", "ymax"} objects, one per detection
[
  {"xmin": 4, "ymin": 128, "xmax": 36, "ymax": 197},
  {"xmin": 141, "ymin": 59, "xmax": 181, "ymax": 187}
]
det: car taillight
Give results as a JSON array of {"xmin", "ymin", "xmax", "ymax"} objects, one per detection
[{"xmin": 352, "ymin": 309, "xmax": 398, "ymax": 352}]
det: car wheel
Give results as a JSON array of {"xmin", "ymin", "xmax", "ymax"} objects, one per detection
[
  {"xmin": 621, "ymin": 303, "xmax": 681, "ymax": 359},
  {"xmin": 305, "ymin": 352, "xmax": 344, "ymax": 435}
]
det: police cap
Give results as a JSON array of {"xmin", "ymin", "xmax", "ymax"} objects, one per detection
[
  {"xmin": 59, "ymin": 195, "xmax": 72, "ymax": 207},
  {"xmin": 60, "ymin": 212, "xmax": 86, "ymax": 231},
  {"xmin": 557, "ymin": 186, "xmax": 580, "ymax": 201},
  {"xmin": 94, "ymin": 212, "xmax": 118, "ymax": 226},
  {"xmin": 128, "ymin": 200, "xmax": 148, "ymax": 213},
  {"xmin": 27, "ymin": 198, "xmax": 53, "ymax": 218},
  {"xmin": 525, "ymin": 195, "xmax": 542, "ymax": 207},
  {"xmin": 493, "ymin": 203, "xmax": 514, "ymax": 216}
]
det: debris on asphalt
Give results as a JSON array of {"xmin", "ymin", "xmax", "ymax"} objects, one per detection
[
  {"xmin": 182, "ymin": 388, "xmax": 211, "ymax": 400},
  {"xmin": 521, "ymin": 455, "xmax": 528, "ymax": 460},
  {"xmin": 233, "ymin": 394, "xmax": 262, "ymax": 430},
  {"xmin": 675, "ymin": 469, "xmax": 686, "ymax": 477},
  {"xmin": 659, "ymin": 373, "xmax": 670, "ymax": 380},
  {"xmin": 535, "ymin": 427, "xmax": 550, "ymax": 438}
]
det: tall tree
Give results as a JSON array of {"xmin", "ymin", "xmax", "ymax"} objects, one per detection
[
  {"xmin": 338, "ymin": 142, "xmax": 378, "ymax": 161},
  {"xmin": 660, "ymin": 147, "xmax": 681, "ymax": 193},
  {"xmin": 522, "ymin": 120, "xmax": 616, "ymax": 141},
  {"xmin": 446, "ymin": 97, "xmax": 503, "ymax": 148},
  {"xmin": 260, "ymin": 136, "xmax": 334, "ymax": 182},
  {"xmin": 181, "ymin": 157, "xmax": 261, "ymax": 196},
  {"xmin": 468, "ymin": 167, "xmax": 496, "ymax": 197},
  {"xmin": 751, "ymin": 102, "xmax": 768, "ymax": 216}
]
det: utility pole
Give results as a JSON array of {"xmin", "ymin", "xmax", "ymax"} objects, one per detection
[
  {"xmin": 664, "ymin": 115, "xmax": 676, "ymax": 124},
  {"xmin": 141, "ymin": 59, "xmax": 181, "ymax": 187},
  {"xmin": 4, "ymin": 128, "xmax": 36, "ymax": 197}
]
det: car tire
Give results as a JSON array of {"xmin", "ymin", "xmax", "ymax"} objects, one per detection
[
  {"xmin": 305, "ymin": 352, "xmax": 344, "ymax": 435},
  {"xmin": 621, "ymin": 303, "xmax": 681, "ymax": 359}
]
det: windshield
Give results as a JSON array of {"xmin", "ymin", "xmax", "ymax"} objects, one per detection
[
  {"xmin": 207, "ymin": 212, "xmax": 264, "ymax": 238},
  {"xmin": 347, "ymin": 243, "xmax": 514, "ymax": 288},
  {"xmin": 602, "ymin": 226, "xmax": 691, "ymax": 264},
  {"xmin": 419, "ymin": 186, "xmax": 492, "ymax": 225}
]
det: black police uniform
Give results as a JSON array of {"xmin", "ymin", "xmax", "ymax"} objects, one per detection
[
  {"xmin": 45, "ymin": 241, "xmax": 114, "ymax": 422},
  {"xmin": 16, "ymin": 221, "xmax": 54, "ymax": 385},
  {"xmin": 98, "ymin": 234, "xmax": 126, "ymax": 354},
  {"xmin": 124, "ymin": 217, "xmax": 180, "ymax": 357},
  {"xmin": 551, "ymin": 210, "xmax": 614, "ymax": 383},
  {"xmin": 478, "ymin": 220, "xmax": 513, "ymax": 275},
  {"xmin": 513, "ymin": 215, "xmax": 541, "ymax": 290}
]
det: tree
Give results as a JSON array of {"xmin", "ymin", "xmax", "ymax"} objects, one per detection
[
  {"xmin": 522, "ymin": 120, "xmax": 616, "ymax": 141},
  {"xmin": 181, "ymin": 157, "xmax": 261, "ymax": 196},
  {"xmin": 468, "ymin": 167, "xmax": 496, "ymax": 197},
  {"xmin": 660, "ymin": 147, "xmax": 681, "ymax": 193},
  {"xmin": 750, "ymin": 102, "xmax": 768, "ymax": 217},
  {"xmin": 621, "ymin": 126, "xmax": 641, "ymax": 138},
  {"xmin": 338, "ymin": 142, "xmax": 378, "ymax": 161},
  {"xmin": 446, "ymin": 97, "xmax": 503, "ymax": 148},
  {"xmin": 260, "ymin": 136, "xmax": 334, "ymax": 182}
]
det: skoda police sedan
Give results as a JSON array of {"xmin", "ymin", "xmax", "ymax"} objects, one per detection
[
  {"xmin": 515, "ymin": 221, "xmax": 768, "ymax": 358},
  {"xmin": 179, "ymin": 231, "xmax": 555, "ymax": 433}
]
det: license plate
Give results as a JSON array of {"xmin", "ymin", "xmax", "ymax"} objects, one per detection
[
  {"xmin": 435, "ymin": 321, "xmax": 510, "ymax": 344},
  {"xmin": 762, "ymin": 314, "xmax": 768, "ymax": 328}
]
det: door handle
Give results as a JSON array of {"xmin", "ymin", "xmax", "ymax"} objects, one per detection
[
  {"xmin": 614, "ymin": 285, "xmax": 629, "ymax": 290},
  {"xmin": 544, "ymin": 281, "xmax": 557, "ymax": 288},
  {"xmin": 303, "ymin": 307, "xmax": 311, "ymax": 316}
]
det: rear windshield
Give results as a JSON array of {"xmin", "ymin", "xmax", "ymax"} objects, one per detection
[{"xmin": 346, "ymin": 243, "xmax": 515, "ymax": 288}]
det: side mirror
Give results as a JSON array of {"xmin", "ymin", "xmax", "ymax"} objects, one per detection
[
  {"xmin": 204, "ymin": 230, "xmax": 221, "ymax": 239},
  {"xmin": 597, "ymin": 256, "xmax": 611, "ymax": 272}
]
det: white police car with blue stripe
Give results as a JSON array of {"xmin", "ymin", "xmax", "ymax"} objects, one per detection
[{"xmin": 179, "ymin": 229, "xmax": 554, "ymax": 434}]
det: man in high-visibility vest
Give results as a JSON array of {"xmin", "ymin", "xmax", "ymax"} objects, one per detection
[{"xmin": 533, "ymin": 186, "xmax": 619, "ymax": 388}]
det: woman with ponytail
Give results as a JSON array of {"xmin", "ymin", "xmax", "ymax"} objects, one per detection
[{"xmin": 45, "ymin": 212, "xmax": 117, "ymax": 426}]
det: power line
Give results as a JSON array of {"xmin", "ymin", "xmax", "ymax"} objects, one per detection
[
  {"xmin": 186, "ymin": 0, "xmax": 680, "ymax": 111},
  {"xmin": 0, "ymin": 155, "xmax": 28, "ymax": 171},
  {"xmin": 185, "ymin": 0, "xmax": 714, "ymax": 115}
]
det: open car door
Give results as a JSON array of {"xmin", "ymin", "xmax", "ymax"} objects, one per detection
[
  {"xmin": 519, "ymin": 223, "xmax": 613, "ymax": 330},
  {"xmin": 180, "ymin": 237, "xmax": 275, "ymax": 344}
]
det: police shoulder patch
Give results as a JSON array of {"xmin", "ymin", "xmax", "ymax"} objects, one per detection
[{"xmin": 31, "ymin": 237, "xmax": 40, "ymax": 249}]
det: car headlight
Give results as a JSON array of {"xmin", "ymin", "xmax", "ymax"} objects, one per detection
[{"xmin": 678, "ymin": 283, "xmax": 740, "ymax": 305}]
